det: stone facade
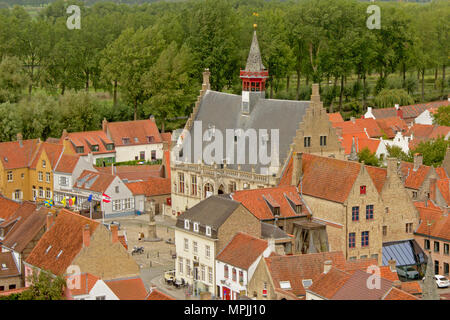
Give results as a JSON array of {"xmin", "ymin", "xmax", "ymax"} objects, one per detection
[
  {"xmin": 247, "ymin": 258, "xmax": 277, "ymax": 300},
  {"xmin": 0, "ymin": 275, "xmax": 21, "ymax": 291},
  {"xmin": 72, "ymin": 225, "xmax": 139, "ymax": 280}
]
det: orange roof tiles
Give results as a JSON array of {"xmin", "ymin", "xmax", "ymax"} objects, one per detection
[
  {"xmin": 0, "ymin": 195, "xmax": 21, "ymax": 220},
  {"xmin": 333, "ymin": 118, "xmax": 382, "ymax": 138},
  {"xmin": 64, "ymin": 131, "xmax": 115, "ymax": 156},
  {"xmin": 375, "ymin": 117, "xmax": 408, "ymax": 139},
  {"xmin": 146, "ymin": 289, "xmax": 175, "ymax": 300},
  {"xmin": 379, "ymin": 266, "xmax": 400, "ymax": 282},
  {"xmin": 400, "ymin": 281, "xmax": 422, "ymax": 295},
  {"xmin": 341, "ymin": 134, "xmax": 381, "ymax": 155},
  {"xmin": 216, "ymin": 232, "xmax": 268, "ymax": 270},
  {"xmin": 30, "ymin": 142, "xmax": 64, "ymax": 169},
  {"xmin": 0, "ymin": 251, "xmax": 20, "ymax": 278},
  {"xmin": 54, "ymin": 154, "xmax": 80, "ymax": 173},
  {"xmin": 328, "ymin": 112, "xmax": 344, "ymax": 123},
  {"xmin": 104, "ymin": 276, "xmax": 148, "ymax": 300},
  {"xmin": 74, "ymin": 170, "xmax": 116, "ymax": 193},
  {"xmin": 25, "ymin": 209, "xmax": 100, "ymax": 275},
  {"xmin": 67, "ymin": 273, "xmax": 100, "ymax": 297},
  {"xmin": 399, "ymin": 162, "xmax": 431, "ymax": 190},
  {"xmin": 306, "ymin": 267, "xmax": 351, "ymax": 299},
  {"xmin": 107, "ymin": 119, "xmax": 162, "ymax": 147},
  {"xmin": 382, "ymin": 287, "xmax": 419, "ymax": 300},
  {"xmin": 416, "ymin": 206, "xmax": 450, "ymax": 240},
  {"xmin": 372, "ymin": 100, "xmax": 449, "ymax": 120},
  {"xmin": 126, "ymin": 177, "xmax": 171, "ymax": 196},
  {"xmin": 265, "ymin": 251, "xmax": 346, "ymax": 296},
  {"xmin": 0, "ymin": 139, "xmax": 40, "ymax": 170},
  {"xmin": 437, "ymin": 178, "xmax": 450, "ymax": 206},
  {"xmin": 231, "ymin": 186, "xmax": 309, "ymax": 220}
]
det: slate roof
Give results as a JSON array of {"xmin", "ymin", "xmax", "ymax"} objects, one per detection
[
  {"xmin": 177, "ymin": 195, "xmax": 240, "ymax": 227},
  {"xmin": 178, "ymin": 90, "xmax": 310, "ymax": 174},
  {"xmin": 126, "ymin": 177, "xmax": 171, "ymax": 196},
  {"xmin": 231, "ymin": 186, "xmax": 310, "ymax": 220},
  {"xmin": 216, "ymin": 232, "xmax": 268, "ymax": 270},
  {"xmin": 104, "ymin": 276, "xmax": 148, "ymax": 300},
  {"xmin": 244, "ymin": 30, "xmax": 266, "ymax": 72},
  {"xmin": 106, "ymin": 119, "xmax": 162, "ymax": 147},
  {"xmin": 260, "ymin": 222, "xmax": 292, "ymax": 240},
  {"xmin": 25, "ymin": 209, "xmax": 100, "ymax": 275}
]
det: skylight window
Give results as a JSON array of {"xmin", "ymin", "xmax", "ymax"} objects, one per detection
[
  {"xmin": 56, "ymin": 250, "xmax": 63, "ymax": 259},
  {"xmin": 1, "ymin": 263, "xmax": 7, "ymax": 270},
  {"xmin": 45, "ymin": 245, "xmax": 52, "ymax": 254},
  {"xmin": 302, "ymin": 279, "xmax": 313, "ymax": 288},
  {"xmin": 280, "ymin": 281, "xmax": 291, "ymax": 290}
]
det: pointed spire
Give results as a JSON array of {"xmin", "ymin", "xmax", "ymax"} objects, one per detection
[
  {"xmin": 422, "ymin": 252, "xmax": 440, "ymax": 300},
  {"xmin": 348, "ymin": 137, "xmax": 359, "ymax": 161},
  {"xmin": 245, "ymin": 30, "xmax": 265, "ymax": 72}
]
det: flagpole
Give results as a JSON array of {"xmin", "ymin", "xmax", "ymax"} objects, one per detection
[{"xmin": 90, "ymin": 200, "xmax": 92, "ymax": 220}]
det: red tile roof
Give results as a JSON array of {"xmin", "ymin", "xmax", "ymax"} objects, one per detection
[
  {"xmin": 25, "ymin": 209, "xmax": 100, "ymax": 275},
  {"xmin": 118, "ymin": 235, "xmax": 128, "ymax": 250},
  {"xmin": 231, "ymin": 186, "xmax": 309, "ymax": 220},
  {"xmin": 54, "ymin": 154, "xmax": 80, "ymax": 173},
  {"xmin": 64, "ymin": 131, "xmax": 115, "ymax": 156},
  {"xmin": 0, "ymin": 139, "xmax": 40, "ymax": 170},
  {"xmin": 333, "ymin": 118, "xmax": 382, "ymax": 138},
  {"xmin": 104, "ymin": 276, "xmax": 148, "ymax": 300},
  {"xmin": 306, "ymin": 267, "xmax": 351, "ymax": 299},
  {"xmin": 0, "ymin": 251, "xmax": 20, "ymax": 278},
  {"xmin": 146, "ymin": 289, "xmax": 175, "ymax": 300},
  {"xmin": 74, "ymin": 170, "xmax": 117, "ymax": 193},
  {"xmin": 161, "ymin": 132, "xmax": 172, "ymax": 149},
  {"xmin": 436, "ymin": 167, "xmax": 448, "ymax": 179},
  {"xmin": 106, "ymin": 119, "xmax": 162, "ymax": 147},
  {"xmin": 371, "ymin": 100, "xmax": 449, "ymax": 120},
  {"xmin": 400, "ymin": 281, "xmax": 422, "ymax": 295},
  {"xmin": 216, "ymin": 232, "xmax": 268, "ymax": 269},
  {"xmin": 96, "ymin": 164, "xmax": 163, "ymax": 181},
  {"xmin": 328, "ymin": 112, "xmax": 344, "ymax": 123},
  {"xmin": 265, "ymin": 251, "xmax": 346, "ymax": 296},
  {"xmin": 375, "ymin": 117, "xmax": 408, "ymax": 139},
  {"xmin": 399, "ymin": 162, "xmax": 431, "ymax": 190},
  {"xmin": 30, "ymin": 142, "xmax": 64, "ymax": 169},
  {"xmin": 415, "ymin": 205, "xmax": 450, "ymax": 240},
  {"xmin": 437, "ymin": 178, "xmax": 450, "ymax": 206},
  {"xmin": 341, "ymin": 135, "xmax": 381, "ymax": 155},
  {"xmin": 379, "ymin": 266, "xmax": 400, "ymax": 282},
  {"xmin": 0, "ymin": 195, "xmax": 21, "ymax": 221},
  {"xmin": 382, "ymin": 287, "xmax": 419, "ymax": 300},
  {"xmin": 126, "ymin": 177, "xmax": 171, "ymax": 197},
  {"xmin": 67, "ymin": 273, "xmax": 100, "ymax": 297}
]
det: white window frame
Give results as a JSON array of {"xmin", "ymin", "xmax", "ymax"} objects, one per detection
[
  {"xmin": 46, "ymin": 172, "xmax": 51, "ymax": 183},
  {"xmin": 206, "ymin": 226, "xmax": 211, "ymax": 236},
  {"xmin": 7, "ymin": 171, "xmax": 13, "ymax": 182},
  {"xmin": 193, "ymin": 222, "xmax": 199, "ymax": 232},
  {"xmin": 184, "ymin": 219, "xmax": 190, "ymax": 230}
]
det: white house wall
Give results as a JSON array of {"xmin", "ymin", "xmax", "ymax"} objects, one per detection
[{"xmin": 115, "ymin": 144, "xmax": 164, "ymax": 163}]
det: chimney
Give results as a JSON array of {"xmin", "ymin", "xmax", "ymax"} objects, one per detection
[
  {"xmin": 413, "ymin": 153, "xmax": 423, "ymax": 171},
  {"xmin": 202, "ymin": 68, "xmax": 210, "ymax": 92},
  {"xmin": 386, "ymin": 157, "xmax": 398, "ymax": 177},
  {"xmin": 393, "ymin": 280, "xmax": 402, "ymax": 289},
  {"xmin": 397, "ymin": 107, "xmax": 403, "ymax": 119},
  {"xmin": 291, "ymin": 152, "xmax": 303, "ymax": 186},
  {"xmin": 323, "ymin": 260, "xmax": 332, "ymax": 274},
  {"xmin": 87, "ymin": 152, "xmax": 94, "ymax": 165},
  {"xmin": 17, "ymin": 133, "xmax": 23, "ymax": 147},
  {"xmin": 62, "ymin": 129, "xmax": 68, "ymax": 140},
  {"xmin": 267, "ymin": 237, "xmax": 275, "ymax": 254},
  {"xmin": 82, "ymin": 224, "xmax": 91, "ymax": 248},
  {"xmin": 394, "ymin": 104, "xmax": 399, "ymax": 110},
  {"xmin": 111, "ymin": 224, "xmax": 119, "ymax": 244},
  {"xmin": 429, "ymin": 177, "xmax": 437, "ymax": 202},
  {"xmin": 350, "ymin": 116, "xmax": 356, "ymax": 124},
  {"xmin": 388, "ymin": 259, "xmax": 397, "ymax": 272},
  {"xmin": 102, "ymin": 118, "xmax": 108, "ymax": 132},
  {"xmin": 46, "ymin": 212, "xmax": 54, "ymax": 231}
]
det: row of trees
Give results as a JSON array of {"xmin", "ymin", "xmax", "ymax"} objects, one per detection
[{"xmin": 0, "ymin": 0, "xmax": 448, "ymax": 140}]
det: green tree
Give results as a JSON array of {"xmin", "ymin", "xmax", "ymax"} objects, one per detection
[
  {"xmin": 0, "ymin": 102, "xmax": 21, "ymax": 142},
  {"xmin": 373, "ymin": 89, "xmax": 414, "ymax": 109},
  {"xmin": 432, "ymin": 105, "xmax": 450, "ymax": 126},
  {"xmin": 0, "ymin": 56, "xmax": 30, "ymax": 103},
  {"xmin": 410, "ymin": 137, "xmax": 450, "ymax": 167},
  {"xmin": 358, "ymin": 147, "xmax": 380, "ymax": 167},
  {"xmin": 20, "ymin": 268, "xmax": 66, "ymax": 300},
  {"xmin": 387, "ymin": 145, "xmax": 412, "ymax": 162}
]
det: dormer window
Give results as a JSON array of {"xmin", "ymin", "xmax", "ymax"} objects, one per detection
[
  {"xmin": 206, "ymin": 226, "xmax": 211, "ymax": 236},
  {"xmin": 147, "ymin": 136, "xmax": 155, "ymax": 143},
  {"xmin": 280, "ymin": 281, "xmax": 291, "ymax": 290},
  {"xmin": 106, "ymin": 143, "xmax": 114, "ymax": 151},
  {"xmin": 1, "ymin": 263, "xmax": 7, "ymax": 270},
  {"xmin": 193, "ymin": 222, "xmax": 199, "ymax": 232},
  {"xmin": 296, "ymin": 205, "xmax": 302, "ymax": 214},
  {"xmin": 122, "ymin": 138, "xmax": 130, "ymax": 145},
  {"xmin": 91, "ymin": 145, "xmax": 99, "ymax": 152},
  {"xmin": 205, "ymin": 125, "xmax": 215, "ymax": 141},
  {"xmin": 134, "ymin": 137, "xmax": 139, "ymax": 143},
  {"xmin": 273, "ymin": 206, "xmax": 280, "ymax": 216},
  {"xmin": 184, "ymin": 219, "xmax": 190, "ymax": 230},
  {"xmin": 76, "ymin": 146, "xmax": 84, "ymax": 154}
]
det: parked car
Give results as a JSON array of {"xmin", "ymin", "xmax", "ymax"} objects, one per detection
[
  {"xmin": 164, "ymin": 270, "xmax": 175, "ymax": 284},
  {"xmin": 397, "ymin": 266, "xmax": 419, "ymax": 279},
  {"xmin": 435, "ymin": 275, "xmax": 450, "ymax": 288}
]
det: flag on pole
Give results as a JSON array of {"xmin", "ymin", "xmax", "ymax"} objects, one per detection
[
  {"xmin": 61, "ymin": 197, "xmax": 66, "ymax": 207},
  {"xmin": 44, "ymin": 199, "xmax": 53, "ymax": 208},
  {"xmin": 71, "ymin": 197, "xmax": 76, "ymax": 205},
  {"xmin": 68, "ymin": 198, "xmax": 73, "ymax": 206},
  {"xmin": 88, "ymin": 194, "xmax": 93, "ymax": 202},
  {"xmin": 102, "ymin": 193, "xmax": 111, "ymax": 203}
]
